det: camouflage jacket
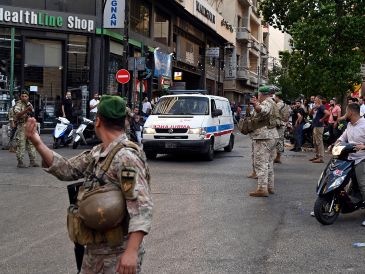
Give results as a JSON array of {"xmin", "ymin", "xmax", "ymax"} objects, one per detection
[
  {"xmin": 251, "ymin": 98, "xmax": 279, "ymax": 140},
  {"xmin": 45, "ymin": 134, "xmax": 153, "ymax": 235},
  {"xmin": 13, "ymin": 100, "xmax": 33, "ymax": 124}
]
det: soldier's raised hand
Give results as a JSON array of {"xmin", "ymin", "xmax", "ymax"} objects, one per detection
[{"xmin": 25, "ymin": 117, "xmax": 41, "ymax": 146}]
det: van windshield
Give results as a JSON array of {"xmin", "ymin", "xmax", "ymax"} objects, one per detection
[{"xmin": 152, "ymin": 96, "xmax": 209, "ymax": 115}]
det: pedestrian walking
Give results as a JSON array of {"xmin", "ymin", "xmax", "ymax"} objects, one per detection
[
  {"xmin": 274, "ymin": 91, "xmax": 290, "ymax": 163},
  {"xmin": 89, "ymin": 92, "xmax": 100, "ymax": 121},
  {"xmin": 327, "ymin": 99, "xmax": 341, "ymax": 151},
  {"xmin": 309, "ymin": 95, "xmax": 330, "ymax": 163},
  {"xmin": 249, "ymin": 86, "xmax": 279, "ymax": 197},
  {"xmin": 290, "ymin": 100, "xmax": 306, "ymax": 152},
  {"xmin": 24, "ymin": 95, "xmax": 153, "ymax": 274},
  {"xmin": 13, "ymin": 90, "xmax": 38, "ymax": 168}
]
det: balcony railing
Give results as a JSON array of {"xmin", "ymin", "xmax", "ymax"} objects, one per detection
[
  {"xmin": 237, "ymin": 66, "xmax": 249, "ymax": 80},
  {"xmin": 249, "ymin": 71, "xmax": 258, "ymax": 85},
  {"xmin": 236, "ymin": 27, "xmax": 250, "ymax": 41}
]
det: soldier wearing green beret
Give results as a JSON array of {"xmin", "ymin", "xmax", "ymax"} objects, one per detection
[
  {"xmin": 24, "ymin": 95, "xmax": 153, "ymax": 274},
  {"xmin": 248, "ymin": 86, "xmax": 279, "ymax": 197},
  {"xmin": 13, "ymin": 90, "xmax": 38, "ymax": 168}
]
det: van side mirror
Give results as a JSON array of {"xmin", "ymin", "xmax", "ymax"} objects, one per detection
[{"xmin": 212, "ymin": 109, "xmax": 223, "ymax": 117}]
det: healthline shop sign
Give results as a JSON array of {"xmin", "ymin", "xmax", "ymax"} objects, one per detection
[{"xmin": 0, "ymin": 5, "xmax": 95, "ymax": 33}]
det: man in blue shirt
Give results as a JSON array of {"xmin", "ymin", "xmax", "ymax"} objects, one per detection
[{"xmin": 309, "ymin": 95, "xmax": 330, "ymax": 163}]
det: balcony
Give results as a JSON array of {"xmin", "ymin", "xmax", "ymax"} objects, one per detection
[
  {"xmin": 249, "ymin": 71, "xmax": 258, "ymax": 85},
  {"xmin": 261, "ymin": 44, "xmax": 268, "ymax": 56},
  {"xmin": 236, "ymin": 27, "xmax": 250, "ymax": 41},
  {"xmin": 237, "ymin": 66, "xmax": 249, "ymax": 80}
]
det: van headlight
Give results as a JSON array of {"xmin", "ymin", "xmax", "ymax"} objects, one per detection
[
  {"xmin": 188, "ymin": 128, "xmax": 205, "ymax": 135},
  {"xmin": 143, "ymin": 127, "xmax": 156, "ymax": 134}
]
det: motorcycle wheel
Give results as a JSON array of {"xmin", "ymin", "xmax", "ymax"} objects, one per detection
[
  {"xmin": 72, "ymin": 141, "xmax": 79, "ymax": 149},
  {"xmin": 53, "ymin": 138, "xmax": 61, "ymax": 149},
  {"xmin": 314, "ymin": 196, "xmax": 340, "ymax": 225}
]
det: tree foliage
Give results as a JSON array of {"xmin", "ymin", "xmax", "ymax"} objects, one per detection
[{"xmin": 260, "ymin": 0, "xmax": 365, "ymax": 100}]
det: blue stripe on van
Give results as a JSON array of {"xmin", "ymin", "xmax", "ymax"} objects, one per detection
[{"xmin": 205, "ymin": 124, "xmax": 234, "ymax": 133}]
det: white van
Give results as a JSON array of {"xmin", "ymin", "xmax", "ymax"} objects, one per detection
[{"xmin": 142, "ymin": 92, "xmax": 234, "ymax": 160}]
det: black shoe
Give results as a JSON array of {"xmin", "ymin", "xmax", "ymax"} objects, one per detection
[
  {"xmin": 293, "ymin": 148, "xmax": 301, "ymax": 152},
  {"xmin": 290, "ymin": 148, "xmax": 297, "ymax": 151}
]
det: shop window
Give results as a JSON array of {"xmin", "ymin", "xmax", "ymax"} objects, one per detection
[
  {"xmin": 0, "ymin": 27, "xmax": 22, "ymax": 125},
  {"xmin": 130, "ymin": 0, "xmax": 151, "ymax": 37},
  {"xmin": 107, "ymin": 41, "xmax": 123, "ymax": 94},
  {"xmin": 153, "ymin": 9, "xmax": 170, "ymax": 46}
]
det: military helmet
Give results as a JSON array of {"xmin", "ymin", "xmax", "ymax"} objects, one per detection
[{"xmin": 78, "ymin": 184, "xmax": 126, "ymax": 231}]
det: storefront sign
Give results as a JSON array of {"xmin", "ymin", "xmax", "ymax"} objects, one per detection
[
  {"xmin": 225, "ymin": 47, "xmax": 237, "ymax": 80},
  {"xmin": 103, "ymin": 0, "xmax": 125, "ymax": 29},
  {"xmin": 154, "ymin": 51, "xmax": 172, "ymax": 78},
  {"xmin": 174, "ymin": 72, "xmax": 182, "ymax": 81},
  {"xmin": 0, "ymin": 5, "xmax": 95, "ymax": 33},
  {"xmin": 206, "ymin": 47, "xmax": 220, "ymax": 58},
  {"xmin": 193, "ymin": 0, "xmax": 216, "ymax": 30}
]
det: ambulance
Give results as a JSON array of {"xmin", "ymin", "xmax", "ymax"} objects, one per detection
[{"xmin": 142, "ymin": 91, "xmax": 234, "ymax": 160}]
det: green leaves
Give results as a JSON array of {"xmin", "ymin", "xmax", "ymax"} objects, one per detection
[{"xmin": 261, "ymin": 0, "xmax": 365, "ymax": 99}]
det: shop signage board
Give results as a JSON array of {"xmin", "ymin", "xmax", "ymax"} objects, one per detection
[
  {"xmin": 206, "ymin": 47, "xmax": 220, "ymax": 58},
  {"xmin": 154, "ymin": 51, "xmax": 172, "ymax": 78},
  {"xmin": 103, "ymin": 0, "xmax": 125, "ymax": 29},
  {"xmin": 128, "ymin": 57, "xmax": 146, "ymax": 71},
  {"xmin": 116, "ymin": 69, "xmax": 130, "ymax": 84},
  {"xmin": 0, "ymin": 5, "xmax": 96, "ymax": 33},
  {"xmin": 225, "ymin": 47, "xmax": 237, "ymax": 80}
]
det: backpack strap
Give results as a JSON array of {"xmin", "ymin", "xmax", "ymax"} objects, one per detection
[{"xmin": 101, "ymin": 143, "xmax": 126, "ymax": 173}]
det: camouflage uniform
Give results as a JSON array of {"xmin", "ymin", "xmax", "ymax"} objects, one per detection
[
  {"xmin": 251, "ymin": 98, "xmax": 279, "ymax": 191},
  {"xmin": 276, "ymin": 100, "xmax": 286, "ymax": 153},
  {"xmin": 45, "ymin": 134, "xmax": 153, "ymax": 274},
  {"xmin": 13, "ymin": 100, "xmax": 36, "ymax": 163}
]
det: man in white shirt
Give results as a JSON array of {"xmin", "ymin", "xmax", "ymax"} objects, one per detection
[
  {"xmin": 337, "ymin": 103, "xmax": 365, "ymax": 225},
  {"xmin": 89, "ymin": 92, "xmax": 99, "ymax": 120},
  {"xmin": 360, "ymin": 98, "xmax": 365, "ymax": 117},
  {"xmin": 142, "ymin": 97, "xmax": 152, "ymax": 117}
]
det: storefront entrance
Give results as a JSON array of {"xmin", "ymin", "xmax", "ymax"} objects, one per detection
[{"xmin": 24, "ymin": 39, "xmax": 63, "ymax": 127}]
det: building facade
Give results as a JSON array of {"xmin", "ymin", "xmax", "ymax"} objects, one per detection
[
  {"xmin": 0, "ymin": 0, "xmax": 236, "ymax": 127},
  {"xmin": 220, "ymin": 0, "xmax": 270, "ymax": 104}
]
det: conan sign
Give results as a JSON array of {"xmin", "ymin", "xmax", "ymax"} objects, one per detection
[
  {"xmin": 0, "ymin": 5, "xmax": 95, "ymax": 33},
  {"xmin": 196, "ymin": 1, "xmax": 215, "ymax": 24}
]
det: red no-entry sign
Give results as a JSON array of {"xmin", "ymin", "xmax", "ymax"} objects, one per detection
[{"xmin": 115, "ymin": 69, "xmax": 130, "ymax": 84}]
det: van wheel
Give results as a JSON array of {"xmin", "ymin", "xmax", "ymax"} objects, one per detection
[
  {"xmin": 145, "ymin": 152, "xmax": 157, "ymax": 160},
  {"xmin": 224, "ymin": 134, "xmax": 234, "ymax": 152},
  {"xmin": 204, "ymin": 140, "xmax": 214, "ymax": 161}
]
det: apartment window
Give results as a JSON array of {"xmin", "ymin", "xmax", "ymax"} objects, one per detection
[
  {"xmin": 130, "ymin": 0, "xmax": 151, "ymax": 37},
  {"xmin": 153, "ymin": 9, "xmax": 170, "ymax": 45}
]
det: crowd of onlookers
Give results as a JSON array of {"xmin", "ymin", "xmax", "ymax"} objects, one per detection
[{"xmin": 231, "ymin": 94, "xmax": 365, "ymax": 162}]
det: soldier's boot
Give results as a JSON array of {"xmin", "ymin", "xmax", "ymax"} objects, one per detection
[
  {"xmin": 247, "ymin": 171, "xmax": 258, "ymax": 179},
  {"xmin": 274, "ymin": 153, "xmax": 282, "ymax": 164},
  {"xmin": 29, "ymin": 160, "xmax": 40, "ymax": 167},
  {"xmin": 249, "ymin": 187, "xmax": 269, "ymax": 197},
  {"xmin": 17, "ymin": 160, "xmax": 27, "ymax": 168}
]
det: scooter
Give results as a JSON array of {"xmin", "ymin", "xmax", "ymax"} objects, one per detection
[
  {"xmin": 72, "ymin": 117, "xmax": 97, "ymax": 149},
  {"xmin": 53, "ymin": 117, "xmax": 74, "ymax": 149},
  {"xmin": 314, "ymin": 143, "xmax": 365, "ymax": 225}
]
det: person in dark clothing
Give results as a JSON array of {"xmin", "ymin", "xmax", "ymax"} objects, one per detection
[
  {"xmin": 61, "ymin": 91, "xmax": 73, "ymax": 123},
  {"xmin": 291, "ymin": 100, "xmax": 306, "ymax": 152}
]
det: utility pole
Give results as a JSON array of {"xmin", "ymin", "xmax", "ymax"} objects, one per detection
[{"xmin": 123, "ymin": 0, "xmax": 130, "ymax": 104}]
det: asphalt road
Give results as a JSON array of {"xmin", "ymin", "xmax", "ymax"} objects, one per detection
[{"xmin": 0, "ymin": 132, "xmax": 365, "ymax": 274}]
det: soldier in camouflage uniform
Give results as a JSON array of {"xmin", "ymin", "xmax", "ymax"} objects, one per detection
[
  {"xmin": 274, "ymin": 91, "xmax": 290, "ymax": 164},
  {"xmin": 25, "ymin": 95, "xmax": 153, "ymax": 274},
  {"xmin": 248, "ymin": 91, "xmax": 258, "ymax": 179},
  {"xmin": 13, "ymin": 90, "xmax": 38, "ymax": 168},
  {"xmin": 249, "ymin": 86, "xmax": 279, "ymax": 197}
]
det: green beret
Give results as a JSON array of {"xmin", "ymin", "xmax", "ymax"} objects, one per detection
[
  {"xmin": 21, "ymin": 90, "xmax": 29, "ymax": 96},
  {"xmin": 258, "ymin": 86, "xmax": 271, "ymax": 95},
  {"xmin": 98, "ymin": 95, "xmax": 126, "ymax": 119},
  {"xmin": 275, "ymin": 91, "xmax": 283, "ymax": 97}
]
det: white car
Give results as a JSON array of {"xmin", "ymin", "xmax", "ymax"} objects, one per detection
[{"xmin": 142, "ymin": 92, "xmax": 234, "ymax": 160}]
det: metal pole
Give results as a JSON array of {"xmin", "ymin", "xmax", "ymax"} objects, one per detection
[
  {"xmin": 139, "ymin": 42, "xmax": 144, "ymax": 112},
  {"xmin": 123, "ymin": 0, "xmax": 130, "ymax": 104},
  {"xmin": 9, "ymin": 27, "xmax": 15, "ymax": 100},
  {"xmin": 100, "ymin": 0, "xmax": 107, "ymax": 94}
]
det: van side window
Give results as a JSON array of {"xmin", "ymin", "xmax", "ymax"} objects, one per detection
[{"xmin": 211, "ymin": 99, "xmax": 217, "ymax": 113}]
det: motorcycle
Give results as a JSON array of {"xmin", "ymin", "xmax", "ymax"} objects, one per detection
[
  {"xmin": 53, "ymin": 117, "xmax": 74, "ymax": 149},
  {"xmin": 314, "ymin": 143, "xmax": 365, "ymax": 225},
  {"xmin": 72, "ymin": 117, "xmax": 98, "ymax": 149}
]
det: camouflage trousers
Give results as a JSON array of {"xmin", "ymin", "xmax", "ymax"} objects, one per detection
[
  {"xmin": 251, "ymin": 138, "xmax": 256, "ymax": 172},
  {"xmin": 81, "ymin": 244, "xmax": 145, "ymax": 274},
  {"xmin": 16, "ymin": 125, "xmax": 36, "ymax": 162},
  {"xmin": 276, "ymin": 127, "xmax": 285, "ymax": 153},
  {"xmin": 254, "ymin": 139, "xmax": 277, "ymax": 190}
]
